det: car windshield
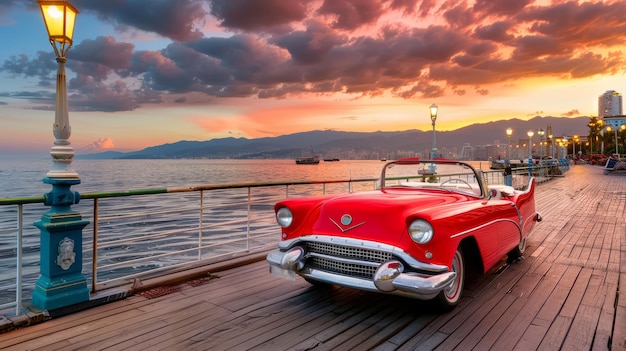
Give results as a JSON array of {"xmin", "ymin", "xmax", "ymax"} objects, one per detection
[{"xmin": 381, "ymin": 159, "xmax": 484, "ymax": 197}]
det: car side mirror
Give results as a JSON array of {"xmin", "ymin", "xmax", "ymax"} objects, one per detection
[{"xmin": 488, "ymin": 188, "xmax": 498, "ymax": 200}]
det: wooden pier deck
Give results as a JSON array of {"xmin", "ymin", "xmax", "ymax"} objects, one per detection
[{"xmin": 1, "ymin": 164, "xmax": 624, "ymax": 350}]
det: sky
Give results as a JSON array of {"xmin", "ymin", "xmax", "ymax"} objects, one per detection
[{"xmin": 1, "ymin": 0, "xmax": 625, "ymax": 156}]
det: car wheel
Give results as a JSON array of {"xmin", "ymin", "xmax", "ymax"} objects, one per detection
[
  {"xmin": 508, "ymin": 237, "xmax": 526, "ymax": 262},
  {"xmin": 436, "ymin": 247, "xmax": 465, "ymax": 311}
]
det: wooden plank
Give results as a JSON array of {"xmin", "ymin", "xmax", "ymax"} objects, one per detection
[
  {"xmin": 511, "ymin": 322, "xmax": 548, "ymax": 351},
  {"xmin": 559, "ymin": 267, "xmax": 593, "ymax": 318},
  {"xmin": 560, "ymin": 304, "xmax": 601, "ymax": 351},
  {"xmin": 591, "ymin": 271, "xmax": 618, "ymax": 350},
  {"xmin": 452, "ymin": 293, "xmax": 517, "ymax": 350},
  {"xmin": 486, "ymin": 267, "xmax": 569, "ymax": 350},
  {"xmin": 534, "ymin": 264, "xmax": 580, "ymax": 322},
  {"xmin": 537, "ymin": 315, "xmax": 573, "ymax": 350},
  {"xmin": 612, "ymin": 304, "xmax": 626, "ymax": 350},
  {"xmin": 612, "ymin": 271, "xmax": 626, "ymax": 350},
  {"xmin": 371, "ymin": 313, "xmax": 439, "ymax": 351},
  {"xmin": 181, "ymin": 286, "xmax": 364, "ymax": 350}
]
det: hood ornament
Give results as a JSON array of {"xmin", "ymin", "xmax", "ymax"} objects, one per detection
[
  {"xmin": 341, "ymin": 214, "xmax": 352, "ymax": 225},
  {"xmin": 330, "ymin": 214, "xmax": 366, "ymax": 232}
]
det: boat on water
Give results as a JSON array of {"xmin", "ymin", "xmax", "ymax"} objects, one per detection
[
  {"xmin": 295, "ymin": 156, "xmax": 320, "ymax": 164},
  {"xmin": 323, "ymin": 158, "xmax": 340, "ymax": 162},
  {"xmin": 490, "ymin": 159, "xmax": 526, "ymax": 169}
]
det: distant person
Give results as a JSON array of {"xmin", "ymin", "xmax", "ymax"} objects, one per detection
[{"xmin": 504, "ymin": 162, "xmax": 512, "ymax": 186}]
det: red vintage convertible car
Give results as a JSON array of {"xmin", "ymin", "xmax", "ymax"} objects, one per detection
[{"xmin": 267, "ymin": 159, "xmax": 541, "ymax": 310}]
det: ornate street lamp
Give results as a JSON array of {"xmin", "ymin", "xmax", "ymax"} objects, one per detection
[
  {"xmin": 527, "ymin": 130, "xmax": 534, "ymax": 159},
  {"xmin": 505, "ymin": 128, "xmax": 513, "ymax": 186},
  {"xmin": 527, "ymin": 130, "xmax": 534, "ymax": 176},
  {"xmin": 548, "ymin": 134, "xmax": 553, "ymax": 159},
  {"xmin": 39, "ymin": 0, "xmax": 78, "ymax": 178},
  {"xmin": 537, "ymin": 129, "xmax": 545, "ymax": 162},
  {"xmin": 33, "ymin": 0, "xmax": 89, "ymax": 310},
  {"xmin": 429, "ymin": 103, "xmax": 438, "ymax": 159},
  {"xmin": 426, "ymin": 103, "xmax": 438, "ymax": 174},
  {"xmin": 506, "ymin": 127, "xmax": 513, "ymax": 160}
]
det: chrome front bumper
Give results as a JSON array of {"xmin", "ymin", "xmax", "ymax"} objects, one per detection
[{"xmin": 266, "ymin": 245, "xmax": 456, "ymax": 300}]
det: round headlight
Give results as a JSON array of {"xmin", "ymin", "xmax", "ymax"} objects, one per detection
[
  {"xmin": 276, "ymin": 207, "xmax": 293, "ymax": 227},
  {"xmin": 409, "ymin": 219, "xmax": 433, "ymax": 244}
]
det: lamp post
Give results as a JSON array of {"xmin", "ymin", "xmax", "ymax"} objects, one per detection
[
  {"xmin": 34, "ymin": 0, "xmax": 89, "ymax": 310},
  {"xmin": 429, "ymin": 103, "xmax": 438, "ymax": 159},
  {"xmin": 527, "ymin": 130, "xmax": 534, "ymax": 159},
  {"xmin": 427, "ymin": 104, "xmax": 438, "ymax": 174},
  {"xmin": 537, "ymin": 129, "xmax": 544, "ymax": 161},
  {"xmin": 505, "ymin": 128, "xmax": 513, "ymax": 186},
  {"xmin": 606, "ymin": 125, "xmax": 626, "ymax": 155},
  {"xmin": 573, "ymin": 135, "xmax": 579, "ymax": 161},
  {"xmin": 548, "ymin": 134, "xmax": 553, "ymax": 159},
  {"xmin": 506, "ymin": 128, "xmax": 513, "ymax": 159},
  {"xmin": 527, "ymin": 130, "xmax": 534, "ymax": 176},
  {"xmin": 589, "ymin": 120, "xmax": 595, "ymax": 156}
]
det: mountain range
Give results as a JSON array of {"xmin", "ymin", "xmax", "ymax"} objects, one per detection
[{"xmin": 79, "ymin": 116, "xmax": 590, "ymax": 160}]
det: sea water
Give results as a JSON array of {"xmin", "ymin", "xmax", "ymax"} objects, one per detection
[{"xmin": 0, "ymin": 158, "xmax": 489, "ymax": 306}]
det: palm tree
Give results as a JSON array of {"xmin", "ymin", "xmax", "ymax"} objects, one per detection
[{"xmin": 587, "ymin": 117, "xmax": 604, "ymax": 155}]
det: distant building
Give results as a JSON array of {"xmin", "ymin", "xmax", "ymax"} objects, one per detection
[
  {"xmin": 461, "ymin": 143, "xmax": 473, "ymax": 160},
  {"xmin": 598, "ymin": 90, "xmax": 623, "ymax": 118}
]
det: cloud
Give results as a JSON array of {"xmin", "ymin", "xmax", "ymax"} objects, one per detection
[
  {"xmin": 73, "ymin": 0, "xmax": 206, "ymax": 41},
  {"xmin": 85, "ymin": 137, "xmax": 115, "ymax": 151},
  {"xmin": 562, "ymin": 109, "xmax": 581, "ymax": 117},
  {"xmin": 2, "ymin": 0, "xmax": 626, "ymax": 113},
  {"xmin": 317, "ymin": 0, "xmax": 384, "ymax": 30},
  {"xmin": 209, "ymin": 0, "xmax": 308, "ymax": 31}
]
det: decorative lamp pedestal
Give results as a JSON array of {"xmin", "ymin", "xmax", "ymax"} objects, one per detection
[{"xmin": 32, "ymin": 177, "xmax": 89, "ymax": 311}]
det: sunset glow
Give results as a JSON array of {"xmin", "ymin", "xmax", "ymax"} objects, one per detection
[{"xmin": 1, "ymin": 0, "xmax": 625, "ymax": 155}]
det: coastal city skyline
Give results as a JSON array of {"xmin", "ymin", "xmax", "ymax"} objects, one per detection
[{"xmin": 1, "ymin": 0, "xmax": 626, "ymax": 157}]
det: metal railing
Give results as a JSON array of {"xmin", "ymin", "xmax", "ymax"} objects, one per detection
[
  {"xmin": 0, "ymin": 166, "xmax": 564, "ymax": 317},
  {"xmin": 0, "ymin": 177, "xmax": 379, "ymax": 316}
]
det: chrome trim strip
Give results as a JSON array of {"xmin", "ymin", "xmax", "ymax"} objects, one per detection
[
  {"xmin": 329, "ymin": 217, "xmax": 366, "ymax": 232},
  {"xmin": 449, "ymin": 217, "xmax": 520, "ymax": 239},
  {"xmin": 307, "ymin": 252, "xmax": 381, "ymax": 267},
  {"xmin": 276, "ymin": 234, "xmax": 448, "ymax": 273},
  {"xmin": 297, "ymin": 266, "xmax": 453, "ymax": 299}
]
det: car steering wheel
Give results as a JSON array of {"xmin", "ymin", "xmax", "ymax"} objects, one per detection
[{"xmin": 440, "ymin": 179, "xmax": 472, "ymax": 189}]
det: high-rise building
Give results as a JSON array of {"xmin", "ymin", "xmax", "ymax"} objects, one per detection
[{"xmin": 598, "ymin": 90, "xmax": 623, "ymax": 117}]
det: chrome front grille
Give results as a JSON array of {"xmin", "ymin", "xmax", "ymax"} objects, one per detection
[{"xmin": 304, "ymin": 241, "xmax": 392, "ymax": 278}]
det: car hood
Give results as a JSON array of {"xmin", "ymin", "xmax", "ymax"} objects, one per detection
[{"xmin": 309, "ymin": 189, "xmax": 470, "ymax": 247}]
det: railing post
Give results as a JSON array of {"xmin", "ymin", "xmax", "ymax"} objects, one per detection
[
  {"xmin": 33, "ymin": 178, "xmax": 89, "ymax": 310},
  {"xmin": 199, "ymin": 190, "xmax": 204, "ymax": 260},
  {"xmin": 247, "ymin": 187, "xmax": 251, "ymax": 250},
  {"xmin": 91, "ymin": 198, "xmax": 99, "ymax": 293},
  {"xmin": 16, "ymin": 205, "xmax": 23, "ymax": 315}
]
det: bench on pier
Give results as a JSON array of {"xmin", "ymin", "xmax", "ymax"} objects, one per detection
[{"xmin": 603, "ymin": 156, "xmax": 626, "ymax": 174}]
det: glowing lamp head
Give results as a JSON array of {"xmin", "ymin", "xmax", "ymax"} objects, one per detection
[
  {"xmin": 38, "ymin": 0, "xmax": 79, "ymax": 47},
  {"xmin": 429, "ymin": 103, "xmax": 438, "ymax": 123}
]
